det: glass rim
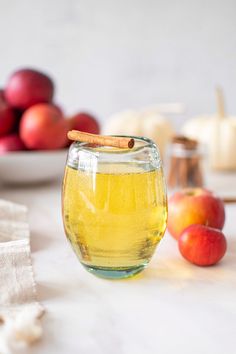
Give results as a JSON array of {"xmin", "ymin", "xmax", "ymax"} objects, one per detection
[{"xmin": 73, "ymin": 135, "xmax": 156, "ymax": 154}]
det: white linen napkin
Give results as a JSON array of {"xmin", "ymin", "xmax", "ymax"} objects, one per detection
[{"xmin": 0, "ymin": 199, "xmax": 44, "ymax": 353}]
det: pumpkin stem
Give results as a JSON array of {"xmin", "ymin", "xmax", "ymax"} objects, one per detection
[{"xmin": 215, "ymin": 86, "xmax": 225, "ymax": 118}]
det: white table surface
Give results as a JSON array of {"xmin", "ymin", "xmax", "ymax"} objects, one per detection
[{"xmin": 0, "ymin": 173, "xmax": 236, "ymax": 354}]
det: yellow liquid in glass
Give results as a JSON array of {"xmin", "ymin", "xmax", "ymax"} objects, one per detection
[{"xmin": 63, "ymin": 163, "xmax": 167, "ymax": 276}]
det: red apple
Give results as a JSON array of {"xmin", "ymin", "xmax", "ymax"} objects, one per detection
[
  {"xmin": 0, "ymin": 89, "xmax": 4, "ymax": 100},
  {"xmin": 0, "ymin": 134, "xmax": 26, "ymax": 154},
  {"xmin": 5, "ymin": 68, "xmax": 54, "ymax": 109},
  {"xmin": 70, "ymin": 112, "xmax": 100, "ymax": 134},
  {"xmin": 0, "ymin": 89, "xmax": 17, "ymax": 137},
  {"xmin": 20, "ymin": 103, "xmax": 69, "ymax": 150},
  {"xmin": 178, "ymin": 224, "xmax": 227, "ymax": 266},
  {"xmin": 52, "ymin": 104, "xmax": 64, "ymax": 116},
  {"xmin": 168, "ymin": 188, "xmax": 225, "ymax": 240}
]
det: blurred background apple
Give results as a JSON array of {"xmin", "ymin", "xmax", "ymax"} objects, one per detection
[
  {"xmin": 20, "ymin": 103, "xmax": 69, "ymax": 150},
  {"xmin": 69, "ymin": 112, "xmax": 100, "ymax": 134},
  {"xmin": 5, "ymin": 68, "xmax": 54, "ymax": 110},
  {"xmin": 0, "ymin": 89, "xmax": 17, "ymax": 137},
  {"xmin": 0, "ymin": 134, "xmax": 25, "ymax": 154}
]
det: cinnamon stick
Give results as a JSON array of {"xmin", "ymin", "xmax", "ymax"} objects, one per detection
[{"xmin": 68, "ymin": 130, "xmax": 135, "ymax": 149}]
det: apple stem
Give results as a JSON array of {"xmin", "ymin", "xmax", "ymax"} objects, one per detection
[{"xmin": 215, "ymin": 86, "xmax": 226, "ymax": 119}]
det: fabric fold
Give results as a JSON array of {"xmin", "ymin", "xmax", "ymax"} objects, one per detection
[{"xmin": 0, "ymin": 199, "xmax": 43, "ymax": 353}]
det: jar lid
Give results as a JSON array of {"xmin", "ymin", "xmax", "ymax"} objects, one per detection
[{"xmin": 171, "ymin": 135, "xmax": 198, "ymax": 150}]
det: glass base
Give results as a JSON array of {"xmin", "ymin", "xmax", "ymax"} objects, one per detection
[{"xmin": 81, "ymin": 263, "xmax": 146, "ymax": 279}]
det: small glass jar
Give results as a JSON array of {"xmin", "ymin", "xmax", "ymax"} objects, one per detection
[
  {"xmin": 62, "ymin": 136, "xmax": 167, "ymax": 279},
  {"xmin": 167, "ymin": 136, "xmax": 204, "ymax": 191}
]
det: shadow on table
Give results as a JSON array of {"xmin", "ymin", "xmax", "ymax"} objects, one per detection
[
  {"xmin": 140, "ymin": 236, "xmax": 236, "ymax": 283},
  {"xmin": 37, "ymin": 283, "xmax": 67, "ymax": 301},
  {"xmin": 31, "ymin": 230, "xmax": 53, "ymax": 252},
  {"xmin": 223, "ymin": 236, "xmax": 236, "ymax": 267},
  {"xmin": 0, "ymin": 179, "xmax": 60, "ymax": 191}
]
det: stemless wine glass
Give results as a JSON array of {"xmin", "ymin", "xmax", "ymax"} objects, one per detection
[{"xmin": 62, "ymin": 136, "xmax": 167, "ymax": 279}]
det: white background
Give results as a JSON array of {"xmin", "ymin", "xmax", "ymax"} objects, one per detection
[{"xmin": 0, "ymin": 0, "xmax": 236, "ymax": 124}]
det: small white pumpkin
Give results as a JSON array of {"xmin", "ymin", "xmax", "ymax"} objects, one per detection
[
  {"xmin": 182, "ymin": 88, "xmax": 236, "ymax": 171},
  {"xmin": 102, "ymin": 108, "xmax": 175, "ymax": 157}
]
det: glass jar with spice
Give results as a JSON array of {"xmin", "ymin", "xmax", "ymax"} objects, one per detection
[{"xmin": 167, "ymin": 136, "xmax": 204, "ymax": 190}]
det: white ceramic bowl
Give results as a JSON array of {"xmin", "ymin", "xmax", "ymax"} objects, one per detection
[{"xmin": 0, "ymin": 149, "xmax": 68, "ymax": 184}]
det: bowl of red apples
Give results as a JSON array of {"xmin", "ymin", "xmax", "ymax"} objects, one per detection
[{"xmin": 0, "ymin": 68, "xmax": 100, "ymax": 184}]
